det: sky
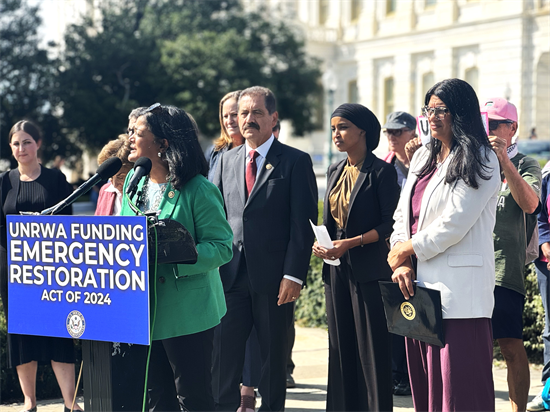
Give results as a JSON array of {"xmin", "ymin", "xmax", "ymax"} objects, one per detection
[{"xmin": 31, "ymin": 0, "xmax": 88, "ymax": 49}]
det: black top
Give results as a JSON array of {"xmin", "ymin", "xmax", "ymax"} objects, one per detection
[
  {"xmin": 0, "ymin": 166, "xmax": 75, "ymax": 368},
  {"xmin": 0, "ymin": 166, "xmax": 73, "ymax": 251}
]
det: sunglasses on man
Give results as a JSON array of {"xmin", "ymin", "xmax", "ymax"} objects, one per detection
[
  {"xmin": 488, "ymin": 119, "xmax": 513, "ymax": 131},
  {"xmin": 383, "ymin": 129, "xmax": 411, "ymax": 137}
]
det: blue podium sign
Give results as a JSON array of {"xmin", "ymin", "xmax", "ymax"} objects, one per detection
[{"xmin": 6, "ymin": 215, "xmax": 150, "ymax": 345}]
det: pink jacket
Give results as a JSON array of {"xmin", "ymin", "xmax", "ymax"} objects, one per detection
[{"xmin": 94, "ymin": 183, "xmax": 117, "ymax": 216}]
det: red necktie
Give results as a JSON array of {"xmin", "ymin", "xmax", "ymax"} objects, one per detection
[{"xmin": 246, "ymin": 150, "xmax": 259, "ymax": 198}]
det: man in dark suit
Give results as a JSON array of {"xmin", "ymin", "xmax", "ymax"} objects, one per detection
[{"xmin": 213, "ymin": 86, "xmax": 318, "ymax": 411}]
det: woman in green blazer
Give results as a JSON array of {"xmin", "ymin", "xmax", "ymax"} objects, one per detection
[{"xmin": 121, "ymin": 103, "xmax": 233, "ymax": 411}]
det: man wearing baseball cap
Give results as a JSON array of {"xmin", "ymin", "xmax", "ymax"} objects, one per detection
[
  {"xmin": 383, "ymin": 111, "xmax": 417, "ymax": 190},
  {"xmin": 484, "ymin": 97, "xmax": 542, "ymax": 412}
]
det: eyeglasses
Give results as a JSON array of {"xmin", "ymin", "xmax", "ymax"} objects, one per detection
[
  {"xmin": 144, "ymin": 103, "xmax": 162, "ymax": 114},
  {"xmin": 422, "ymin": 106, "xmax": 450, "ymax": 120},
  {"xmin": 489, "ymin": 120, "xmax": 513, "ymax": 131},
  {"xmin": 384, "ymin": 129, "xmax": 411, "ymax": 137}
]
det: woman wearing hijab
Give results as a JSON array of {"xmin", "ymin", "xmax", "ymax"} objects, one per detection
[{"xmin": 312, "ymin": 103, "xmax": 400, "ymax": 411}]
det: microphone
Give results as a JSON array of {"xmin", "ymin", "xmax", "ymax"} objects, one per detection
[
  {"xmin": 41, "ymin": 156, "xmax": 122, "ymax": 215},
  {"xmin": 126, "ymin": 157, "xmax": 152, "ymax": 199}
]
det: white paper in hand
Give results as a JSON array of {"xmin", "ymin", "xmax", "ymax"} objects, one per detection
[{"xmin": 310, "ymin": 220, "xmax": 340, "ymax": 266}]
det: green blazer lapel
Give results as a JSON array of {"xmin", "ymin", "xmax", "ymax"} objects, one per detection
[
  {"xmin": 123, "ymin": 170, "xmax": 148, "ymax": 215},
  {"xmin": 158, "ymin": 182, "xmax": 180, "ymax": 220},
  {"xmin": 247, "ymin": 139, "xmax": 281, "ymax": 205}
]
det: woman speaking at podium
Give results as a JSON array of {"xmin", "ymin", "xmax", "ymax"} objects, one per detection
[
  {"xmin": 121, "ymin": 104, "xmax": 233, "ymax": 411},
  {"xmin": 0, "ymin": 120, "xmax": 82, "ymax": 412}
]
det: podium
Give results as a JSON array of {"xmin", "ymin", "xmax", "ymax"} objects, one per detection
[
  {"xmin": 82, "ymin": 217, "xmax": 198, "ymax": 412},
  {"xmin": 6, "ymin": 214, "xmax": 197, "ymax": 412},
  {"xmin": 82, "ymin": 340, "xmax": 148, "ymax": 411}
]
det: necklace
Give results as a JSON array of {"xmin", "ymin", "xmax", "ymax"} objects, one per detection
[{"xmin": 139, "ymin": 177, "xmax": 167, "ymax": 213}]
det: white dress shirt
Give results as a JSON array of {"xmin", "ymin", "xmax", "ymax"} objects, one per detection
[{"xmin": 245, "ymin": 134, "xmax": 274, "ymax": 179}]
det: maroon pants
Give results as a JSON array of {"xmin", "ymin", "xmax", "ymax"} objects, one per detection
[{"xmin": 406, "ymin": 318, "xmax": 495, "ymax": 412}]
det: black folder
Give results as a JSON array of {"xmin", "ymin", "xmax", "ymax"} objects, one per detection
[{"xmin": 378, "ymin": 281, "xmax": 445, "ymax": 347}]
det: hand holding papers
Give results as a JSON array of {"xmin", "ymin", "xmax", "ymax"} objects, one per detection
[{"xmin": 310, "ymin": 220, "xmax": 341, "ymax": 266}]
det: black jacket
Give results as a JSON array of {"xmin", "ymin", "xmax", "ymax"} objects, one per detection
[
  {"xmin": 0, "ymin": 166, "xmax": 73, "ymax": 250},
  {"xmin": 323, "ymin": 151, "xmax": 400, "ymax": 283},
  {"xmin": 214, "ymin": 139, "xmax": 318, "ymax": 295}
]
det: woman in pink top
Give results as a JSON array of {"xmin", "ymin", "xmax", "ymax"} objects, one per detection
[{"xmin": 95, "ymin": 134, "xmax": 133, "ymax": 216}]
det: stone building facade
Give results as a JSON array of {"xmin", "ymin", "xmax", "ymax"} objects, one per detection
[{"xmin": 250, "ymin": 0, "xmax": 550, "ymax": 166}]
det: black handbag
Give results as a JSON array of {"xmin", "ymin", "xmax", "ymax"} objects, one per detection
[{"xmin": 378, "ymin": 281, "xmax": 445, "ymax": 347}]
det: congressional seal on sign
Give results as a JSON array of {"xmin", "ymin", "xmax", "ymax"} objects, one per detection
[{"xmin": 66, "ymin": 310, "xmax": 86, "ymax": 338}]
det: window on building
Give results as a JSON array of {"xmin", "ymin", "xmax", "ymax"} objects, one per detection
[
  {"xmin": 465, "ymin": 67, "xmax": 479, "ymax": 93},
  {"xmin": 351, "ymin": 0, "xmax": 363, "ymax": 21},
  {"xmin": 311, "ymin": 83, "xmax": 325, "ymax": 130},
  {"xmin": 422, "ymin": 72, "xmax": 435, "ymax": 97},
  {"xmin": 384, "ymin": 77, "xmax": 394, "ymax": 119},
  {"xmin": 348, "ymin": 80, "xmax": 359, "ymax": 103},
  {"xmin": 386, "ymin": 0, "xmax": 396, "ymax": 14},
  {"xmin": 425, "ymin": 0, "xmax": 437, "ymax": 7},
  {"xmin": 320, "ymin": 0, "xmax": 330, "ymax": 25}
]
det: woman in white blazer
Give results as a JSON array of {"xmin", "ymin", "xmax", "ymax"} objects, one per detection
[{"xmin": 388, "ymin": 79, "xmax": 501, "ymax": 412}]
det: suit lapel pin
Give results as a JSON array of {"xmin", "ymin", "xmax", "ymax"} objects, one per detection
[
  {"xmin": 266, "ymin": 164, "xmax": 273, "ymax": 170},
  {"xmin": 168, "ymin": 190, "xmax": 175, "ymax": 199}
]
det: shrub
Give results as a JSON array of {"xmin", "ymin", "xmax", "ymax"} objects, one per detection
[
  {"xmin": 295, "ymin": 254, "xmax": 327, "ymax": 328},
  {"xmin": 523, "ymin": 263, "xmax": 545, "ymax": 363},
  {"xmin": 492, "ymin": 263, "xmax": 544, "ymax": 363},
  {"xmin": 295, "ymin": 200, "xmax": 327, "ymax": 328},
  {"xmin": 0, "ymin": 303, "xmax": 22, "ymax": 403}
]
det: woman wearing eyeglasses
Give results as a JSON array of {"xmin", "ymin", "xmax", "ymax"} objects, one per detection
[
  {"xmin": 388, "ymin": 78, "xmax": 501, "ymax": 411},
  {"xmin": 313, "ymin": 103, "xmax": 400, "ymax": 411},
  {"xmin": 121, "ymin": 104, "xmax": 233, "ymax": 411}
]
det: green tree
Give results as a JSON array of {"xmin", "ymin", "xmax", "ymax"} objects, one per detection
[
  {"xmin": 57, "ymin": 0, "xmax": 159, "ymax": 153},
  {"xmin": 0, "ymin": 0, "xmax": 79, "ymax": 167},
  {"xmin": 57, "ymin": 0, "xmax": 321, "ymax": 151}
]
